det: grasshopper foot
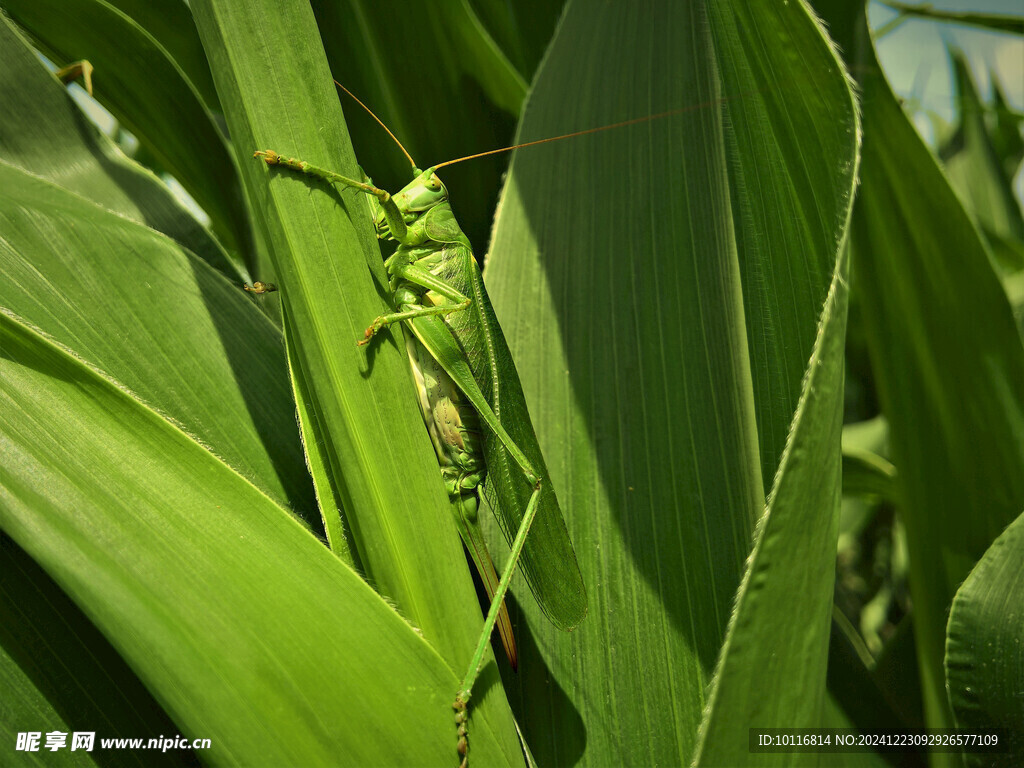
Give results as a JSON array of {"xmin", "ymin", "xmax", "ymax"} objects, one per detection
[
  {"xmin": 56, "ymin": 60, "xmax": 94, "ymax": 95},
  {"xmin": 453, "ymin": 697, "xmax": 469, "ymax": 768},
  {"xmin": 356, "ymin": 316, "xmax": 388, "ymax": 347},
  {"xmin": 254, "ymin": 150, "xmax": 311, "ymax": 174},
  {"xmin": 253, "ymin": 149, "xmax": 280, "ymax": 165},
  {"xmin": 244, "ymin": 281, "xmax": 277, "ymax": 295}
]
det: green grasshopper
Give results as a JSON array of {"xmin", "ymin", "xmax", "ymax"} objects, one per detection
[{"xmin": 254, "ymin": 84, "xmax": 588, "ymax": 766}]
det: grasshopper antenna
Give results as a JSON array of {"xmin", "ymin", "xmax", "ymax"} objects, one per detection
[
  {"xmin": 333, "ymin": 79, "xmax": 417, "ymax": 169},
  {"xmin": 433, "ymin": 96, "xmax": 730, "ymax": 170}
]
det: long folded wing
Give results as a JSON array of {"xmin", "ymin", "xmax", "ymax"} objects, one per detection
[{"xmin": 408, "ymin": 244, "xmax": 587, "ymax": 631}]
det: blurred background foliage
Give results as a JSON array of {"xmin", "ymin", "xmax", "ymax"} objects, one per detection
[{"xmin": 1, "ymin": 0, "xmax": 1022, "ymax": 766}]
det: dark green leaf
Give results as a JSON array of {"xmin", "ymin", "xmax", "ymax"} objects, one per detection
[
  {"xmin": 101, "ymin": 0, "xmax": 221, "ymax": 112},
  {"xmin": 3, "ymin": 0, "xmax": 254, "ymax": 263},
  {"xmin": 878, "ymin": 1, "xmax": 1024, "ymax": 35},
  {"xmin": 0, "ymin": 14, "xmax": 236, "ymax": 279},
  {"xmin": 0, "ymin": 534, "xmax": 194, "ymax": 768},
  {"xmin": 821, "ymin": 0, "xmax": 1024, "ymax": 738},
  {"xmin": 188, "ymin": 1, "xmax": 523, "ymax": 761},
  {"xmin": 939, "ymin": 49, "xmax": 1024, "ymax": 249},
  {"xmin": 0, "ymin": 161, "xmax": 316, "ymax": 524},
  {"xmin": 989, "ymin": 76, "xmax": 1024, "ymax": 182},
  {"xmin": 828, "ymin": 613, "xmax": 926, "ymax": 760},
  {"xmin": 467, "ymin": 0, "xmax": 565, "ymax": 81},
  {"xmin": 946, "ymin": 508, "xmax": 1024, "ymax": 767},
  {"xmin": 0, "ymin": 313, "xmax": 491, "ymax": 765},
  {"xmin": 311, "ymin": 0, "xmax": 527, "ymax": 252},
  {"xmin": 695, "ymin": 250, "xmax": 851, "ymax": 767},
  {"xmin": 843, "ymin": 449, "xmax": 898, "ymax": 501},
  {"xmin": 484, "ymin": 0, "xmax": 857, "ymax": 764}
]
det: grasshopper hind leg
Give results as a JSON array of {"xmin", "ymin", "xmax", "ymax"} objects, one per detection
[
  {"xmin": 450, "ymin": 490, "xmax": 518, "ymax": 672},
  {"xmin": 453, "ymin": 480, "xmax": 543, "ymax": 767}
]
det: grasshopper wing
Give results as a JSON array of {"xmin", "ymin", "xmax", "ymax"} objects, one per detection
[
  {"xmin": 409, "ymin": 241, "xmax": 587, "ymax": 631},
  {"xmin": 473, "ymin": 279, "xmax": 588, "ymax": 631}
]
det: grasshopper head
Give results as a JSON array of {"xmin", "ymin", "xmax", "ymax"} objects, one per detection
[
  {"xmin": 369, "ymin": 168, "xmax": 448, "ymax": 239},
  {"xmin": 394, "ymin": 167, "xmax": 448, "ymax": 215}
]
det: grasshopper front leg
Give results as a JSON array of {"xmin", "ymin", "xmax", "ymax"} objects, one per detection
[
  {"xmin": 359, "ymin": 263, "xmax": 473, "ymax": 345},
  {"xmin": 254, "ymin": 150, "xmax": 412, "ymax": 243},
  {"xmin": 254, "ymin": 150, "xmax": 472, "ymax": 345}
]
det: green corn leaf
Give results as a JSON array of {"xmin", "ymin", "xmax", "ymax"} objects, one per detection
[
  {"xmin": 3, "ymin": 0, "xmax": 254, "ymax": 264},
  {"xmin": 285, "ymin": 310, "xmax": 356, "ymax": 564},
  {"xmin": 0, "ymin": 161, "xmax": 316, "ymax": 525},
  {"xmin": 0, "ymin": 534, "xmax": 192, "ymax": 768},
  {"xmin": 188, "ymin": 0, "xmax": 523, "ymax": 761},
  {"xmin": 0, "ymin": 14, "xmax": 237, "ymax": 280},
  {"xmin": 877, "ymin": 1, "xmax": 1024, "ymax": 35},
  {"xmin": 483, "ymin": 0, "xmax": 858, "ymax": 764},
  {"xmin": 695, "ymin": 249, "xmax": 851, "ymax": 766},
  {"xmin": 939, "ymin": 49, "xmax": 1024, "ymax": 258},
  {"xmin": 946, "ymin": 508, "xmax": 1024, "ymax": 767},
  {"xmin": 842, "ymin": 450, "xmax": 898, "ymax": 502},
  {"xmin": 100, "ymin": 0, "xmax": 221, "ymax": 113},
  {"xmin": 0, "ymin": 314, "xmax": 493, "ymax": 765},
  {"xmin": 819, "ymin": 0, "xmax": 1024, "ymax": 746}
]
